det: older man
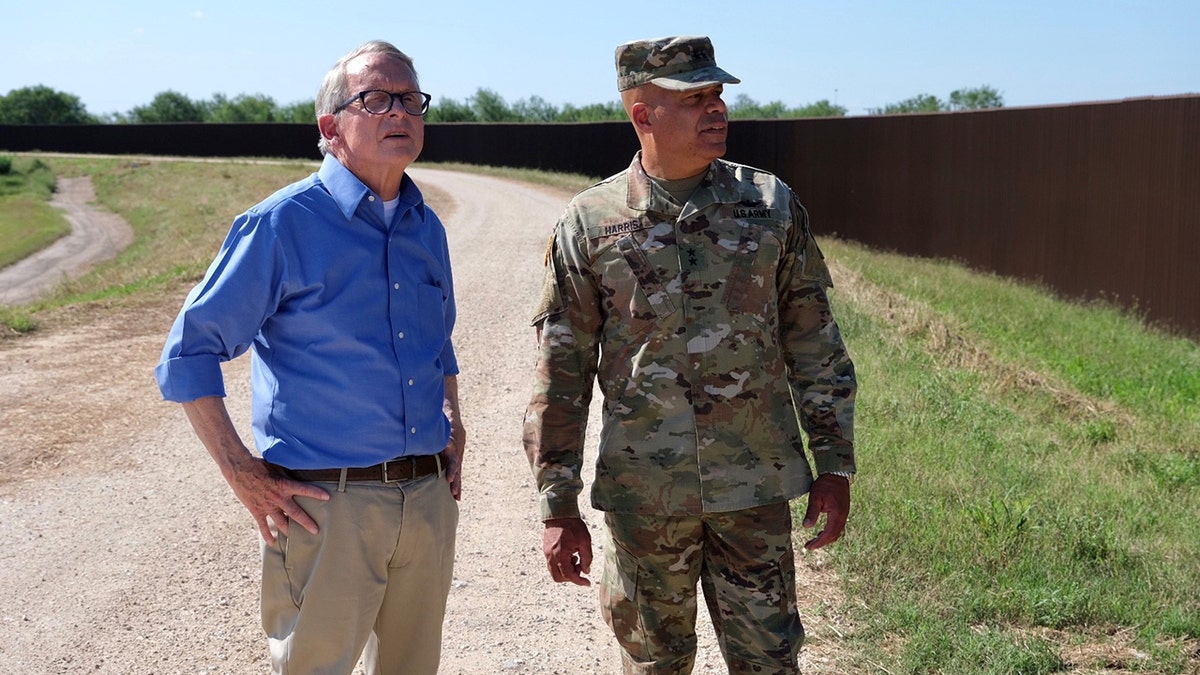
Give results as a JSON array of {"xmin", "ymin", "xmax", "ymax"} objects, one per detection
[
  {"xmin": 156, "ymin": 40, "xmax": 463, "ymax": 674},
  {"xmin": 524, "ymin": 36, "xmax": 857, "ymax": 674}
]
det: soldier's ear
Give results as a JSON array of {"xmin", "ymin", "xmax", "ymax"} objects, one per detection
[{"xmin": 629, "ymin": 102, "xmax": 653, "ymax": 133}]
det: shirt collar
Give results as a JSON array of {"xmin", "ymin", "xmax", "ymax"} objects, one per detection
[{"xmin": 317, "ymin": 154, "xmax": 426, "ymax": 225}]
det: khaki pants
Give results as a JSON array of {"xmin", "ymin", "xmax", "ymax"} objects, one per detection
[
  {"xmin": 601, "ymin": 503, "xmax": 803, "ymax": 675},
  {"xmin": 261, "ymin": 472, "xmax": 458, "ymax": 675}
]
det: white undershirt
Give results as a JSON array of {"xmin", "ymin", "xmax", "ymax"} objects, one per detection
[{"xmin": 382, "ymin": 196, "xmax": 401, "ymax": 223}]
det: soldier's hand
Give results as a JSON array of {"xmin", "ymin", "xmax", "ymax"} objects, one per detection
[
  {"xmin": 543, "ymin": 517, "xmax": 593, "ymax": 586},
  {"xmin": 802, "ymin": 473, "xmax": 851, "ymax": 550}
]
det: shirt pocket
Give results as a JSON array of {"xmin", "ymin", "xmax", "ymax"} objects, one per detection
[
  {"xmin": 721, "ymin": 221, "xmax": 782, "ymax": 322},
  {"xmin": 416, "ymin": 282, "xmax": 449, "ymax": 353},
  {"xmin": 614, "ymin": 235, "xmax": 676, "ymax": 320}
]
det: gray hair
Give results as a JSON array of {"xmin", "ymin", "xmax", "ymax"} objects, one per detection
[{"xmin": 315, "ymin": 40, "xmax": 419, "ymax": 155}]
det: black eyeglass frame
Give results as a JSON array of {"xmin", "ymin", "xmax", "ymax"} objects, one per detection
[{"xmin": 334, "ymin": 90, "xmax": 432, "ymax": 116}]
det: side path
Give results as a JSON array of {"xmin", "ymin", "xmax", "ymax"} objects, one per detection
[{"xmin": 0, "ymin": 176, "xmax": 134, "ymax": 307}]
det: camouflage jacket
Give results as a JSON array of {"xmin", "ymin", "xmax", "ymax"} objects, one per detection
[{"xmin": 523, "ymin": 153, "xmax": 856, "ymax": 519}]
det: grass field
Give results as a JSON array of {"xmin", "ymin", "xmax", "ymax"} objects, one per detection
[
  {"xmin": 825, "ymin": 244, "xmax": 1200, "ymax": 673},
  {"xmin": 3, "ymin": 154, "xmax": 1197, "ymax": 674},
  {"xmin": 0, "ymin": 155, "xmax": 68, "ymax": 271}
]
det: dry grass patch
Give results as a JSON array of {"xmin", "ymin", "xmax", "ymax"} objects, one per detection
[{"xmin": 829, "ymin": 258, "xmax": 1127, "ymax": 427}]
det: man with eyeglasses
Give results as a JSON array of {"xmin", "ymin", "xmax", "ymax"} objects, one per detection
[{"xmin": 156, "ymin": 40, "xmax": 462, "ymax": 673}]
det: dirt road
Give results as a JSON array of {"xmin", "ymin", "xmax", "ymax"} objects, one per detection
[{"xmin": 0, "ymin": 167, "xmax": 843, "ymax": 673}]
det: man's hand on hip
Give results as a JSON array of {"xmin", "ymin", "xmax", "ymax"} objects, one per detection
[{"xmin": 226, "ymin": 455, "xmax": 330, "ymax": 546}]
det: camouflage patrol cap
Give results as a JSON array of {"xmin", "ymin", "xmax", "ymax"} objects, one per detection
[{"xmin": 615, "ymin": 35, "xmax": 741, "ymax": 92}]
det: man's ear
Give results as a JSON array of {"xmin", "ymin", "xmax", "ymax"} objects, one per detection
[
  {"xmin": 629, "ymin": 102, "xmax": 653, "ymax": 134},
  {"xmin": 318, "ymin": 114, "xmax": 338, "ymax": 145}
]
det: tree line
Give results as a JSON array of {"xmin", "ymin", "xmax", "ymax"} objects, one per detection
[{"xmin": 0, "ymin": 84, "xmax": 1003, "ymax": 125}]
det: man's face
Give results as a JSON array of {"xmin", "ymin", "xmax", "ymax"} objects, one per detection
[
  {"xmin": 645, "ymin": 84, "xmax": 729, "ymax": 174},
  {"xmin": 323, "ymin": 53, "xmax": 424, "ymax": 175}
]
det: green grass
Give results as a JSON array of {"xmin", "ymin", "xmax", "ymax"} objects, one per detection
[
  {"xmin": 2, "ymin": 153, "xmax": 1197, "ymax": 672},
  {"xmin": 0, "ymin": 156, "xmax": 319, "ymax": 333},
  {"xmin": 820, "ymin": 242, "xmax": 1200, "ymax": 673},
  {"xmin": 0, "ymin": 155, "xmax": 68, "ymax": 271},
  {"xmin": 0, "ymin": 156, "xmax": 590, "ymax": 333}
]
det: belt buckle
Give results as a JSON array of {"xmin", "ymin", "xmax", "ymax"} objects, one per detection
[{"xmin": 381, "ymin": 457, "xmax": 415, "ymax": 483}]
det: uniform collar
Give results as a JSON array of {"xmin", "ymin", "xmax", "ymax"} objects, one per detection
[{"xmin": 625, "ymin": 152, "xmax": 741, "ymax": 217}]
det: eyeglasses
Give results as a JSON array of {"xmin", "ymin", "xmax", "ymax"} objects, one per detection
[{"xmin": 335, "ymin": 90, "xmax": 432, "ymax": 116}]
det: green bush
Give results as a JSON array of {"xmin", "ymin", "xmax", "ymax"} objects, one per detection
[{"xmin": 0, "ymin": 156, "xmax": 55, "ymax": 198}]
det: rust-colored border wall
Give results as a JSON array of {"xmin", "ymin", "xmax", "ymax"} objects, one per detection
[
  {"xmin": 732, "ymin": 96, "xmax": 1200, "ymax": 339},
  {"xmin": 2, "ymin": 95, "xmax": 1197, "ymax": 337}
]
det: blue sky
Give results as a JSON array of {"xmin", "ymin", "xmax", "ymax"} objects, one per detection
[{"xmin": 3, "ymin": 0, "xmax": 1197, "ymax": 118}]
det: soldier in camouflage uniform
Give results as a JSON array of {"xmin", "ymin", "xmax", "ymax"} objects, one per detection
[{"xmin": 523, "ymin": 35, "xmax": 857, "ymax": 675}]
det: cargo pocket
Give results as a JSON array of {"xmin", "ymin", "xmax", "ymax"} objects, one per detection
[
  {"xmin": 601, "ymin": 536, "xmax": 653, "ymax": 662},
  {"xmin": 722, "ymin": 222, "xmax": 781, "ymax": 324}
]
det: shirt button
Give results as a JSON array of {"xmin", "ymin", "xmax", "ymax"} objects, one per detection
[
  {"xmin": 408, "ymin": 379, "xmax": 415, "ymax": 386},
  {"xmin": 398, "ymin": 331, "xmax": 405, "ymax": 339},
  {"xmin": 368, "ymin": 195, "xmax": 376, "ymax": 202},
  {"xmin": 410, "ymin": 427, "xmax": 417, "ymax": 434},
  {"xmin": 393, "ymin": 282, "xmax": 400, "ymax": 290}
]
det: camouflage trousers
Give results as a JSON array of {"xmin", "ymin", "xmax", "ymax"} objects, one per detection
[{"xmin": 600, "ymin": 503, "xmax": 803, "ymax": 675}]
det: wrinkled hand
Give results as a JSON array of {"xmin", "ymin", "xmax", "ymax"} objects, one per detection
[
  {"xmin": 543, "ymin": 517, "xmax": 593, "ymax": 586},
  {"xmin": 441, "ymin": 376, "xmax": 466, "ymax": 500},
  {"xmin": 443, "ymin": 423, "xmax": 466, "ymax": 500},
  {"xmin": 223, "ymin": 454, "xmax": 329, "ymax": 545},
  {"xmin": 802, "ymin": 473, "xmax": 851, "ymax": 550}
]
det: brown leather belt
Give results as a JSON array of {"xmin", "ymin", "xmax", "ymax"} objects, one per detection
[{"xmin": 273, "ymin": 454, "xmax": 442, "ymax": 483}]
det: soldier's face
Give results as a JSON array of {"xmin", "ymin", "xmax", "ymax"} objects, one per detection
[{"xmin": 646, "ymin": 84, "xmax": 729, "ymax": 172}]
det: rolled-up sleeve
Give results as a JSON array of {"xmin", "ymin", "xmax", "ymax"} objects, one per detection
[
  {"xmin": 155, "ymin": 212, "xmax": 281, "ymax": 403},
  {"xmin": 155, "ymin": 352, "xmax": 226, "ymax": 402}
]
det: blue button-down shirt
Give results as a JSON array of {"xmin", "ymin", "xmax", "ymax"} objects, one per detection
[{"xmin": 156, "ymin": 155, "xmax": 458, "ymax": 469}]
